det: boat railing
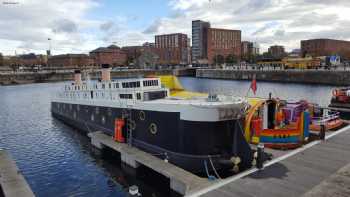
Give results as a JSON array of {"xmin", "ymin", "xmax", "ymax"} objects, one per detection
[{"xmin": 311, "ymin": 111, "xmax": 340, "ymax": 125}]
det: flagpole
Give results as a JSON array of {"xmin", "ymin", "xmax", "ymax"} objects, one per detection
[
  {"xmin": 247, "ymin": 74, "xmax": 257, "ymax": 98},
  {"xmin": 245, "ymin": 86, "xmax": 250, "ymax": 98}
]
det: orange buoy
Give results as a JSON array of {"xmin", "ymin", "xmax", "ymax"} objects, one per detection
[{"xmin": 114, "ymin": 119, "xmax": 125, "ymax": 143}]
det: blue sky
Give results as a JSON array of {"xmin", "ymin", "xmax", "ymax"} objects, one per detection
[{"xmin": 86, "ymin": 0, "xmax": 171, "ymax": 31}]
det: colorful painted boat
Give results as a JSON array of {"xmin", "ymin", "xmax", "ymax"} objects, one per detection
[{"xmin": 245, "ymin": 98, "xmax": 310, "ymax": 149}]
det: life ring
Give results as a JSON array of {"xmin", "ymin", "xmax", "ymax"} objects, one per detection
[
  {"xmin": 149, "ymin": 123, "xmax": 158, "ymax": 134},
  {"xmin": 139, "ymin": 111, "xmax": 146, "ymax": 121}
]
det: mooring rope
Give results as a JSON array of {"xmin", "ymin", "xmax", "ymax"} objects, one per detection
[{"xmin": 208, "ymin": 155, "xmax": 222, "ymax": 179}]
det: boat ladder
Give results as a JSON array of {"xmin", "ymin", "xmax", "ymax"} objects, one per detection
[{"xmin": 124, "ymin": 108, "xmax": 133, "ymax": 147}]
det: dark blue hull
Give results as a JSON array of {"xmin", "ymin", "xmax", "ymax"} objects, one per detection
[{"xmin": 51, "ymin": 102, "xmax": 253, "ymax": 174}]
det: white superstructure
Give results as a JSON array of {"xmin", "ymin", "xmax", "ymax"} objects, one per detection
[{"xmin": 53, "ymin": 70, "xmax": 248, "ymax": 122}]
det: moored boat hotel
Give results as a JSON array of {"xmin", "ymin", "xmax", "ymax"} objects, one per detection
[{"xmin": 51, "ymin": 65, "xmax": 253, "ymax": 174}]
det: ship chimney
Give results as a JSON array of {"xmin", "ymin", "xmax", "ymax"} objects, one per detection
[
  {"xmin": 74, "ymin": 70, "xmax": 82, "ymax": 85},
  {"xmin": 101, "ymin": 64, "xmax": 111, "ymax": 82}
]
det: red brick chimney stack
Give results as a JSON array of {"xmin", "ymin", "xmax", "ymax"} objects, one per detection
[
  {"xmin": 74, "ymin": 70, "xmax": 82, "ymax": 85},
  {"xmin": 101, "ymin": 64, "xmax": 111, "ymax": 82}
]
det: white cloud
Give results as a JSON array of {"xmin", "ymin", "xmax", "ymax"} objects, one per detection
[
  {"xmin": 146, "ymin": 0, "xmax": 350, "ymax": 52},
  {"xmin": 0, "ymin": 0, "xmax": 100, "ymax": 55},
  {"xmin": 1, "ymin": 0, "xmax": 350, "ymax": 55}
]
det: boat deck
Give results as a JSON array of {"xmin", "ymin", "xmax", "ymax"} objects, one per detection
[{"xmin": 190, "ymin": 126, "xmax": 350, "ymax": 197}]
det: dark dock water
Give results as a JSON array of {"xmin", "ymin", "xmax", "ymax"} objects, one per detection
[
  {"xmin": 0, "ymin": 82, "xmax": 179, "ymax": 197},
  {"xmin": 0, "ymin": 77, "xmax": 340, "ymax": 196}
]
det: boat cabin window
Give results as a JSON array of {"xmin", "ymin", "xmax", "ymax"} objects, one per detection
[
  {"xmin": 102, "ymin": 84, "xmax": 105, "ymax": 89},
  {"xmin": 122, "ymin": 81, "xmax": 141, "ymax": 88},
  {"xmin": 137, "ymin": 93, "xmax": 141, "ymax": 100},
  {"xmin": 143, "ymin": 91, "xmax": 167, "ymax": 101},
  {"xmin": 143, "ymin": 80, "xmax": 158, "ymax": 87},
  {"xmin": 120, "ymin": 94, "xmax": 133, "ymax": 99}
]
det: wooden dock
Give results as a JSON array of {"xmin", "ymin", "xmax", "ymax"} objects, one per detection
[
  {"xmin": 188, "ymin": 126, "xmax": 350, "ymax": 197},
  {"xmin": 0, "ymin": 150, "xmax": 34, "ymax": 197},
  {"xmin": 88, "ymin": 131, "xmax": 211, "ymax": 196}
]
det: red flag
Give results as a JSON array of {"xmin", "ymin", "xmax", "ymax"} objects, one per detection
[{"xmin": 250, "ymin": 75, "xmax": 257, "ymax": 95}]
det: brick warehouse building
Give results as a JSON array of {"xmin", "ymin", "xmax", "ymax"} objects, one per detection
[
  {"xmin": 155, "ymin": 33, "xmax": 190, "ymax": 65},
  {"xmin": 207, "ymin": 28, "xmax": 241, "ymax": 64},
  {"xmin": 48, "ymin": 54, "xmax": 94, "ymax": 68},
  {"xmin": 241, "ymin": 41, "xmax": 259, "ymax": 60},
  {"xmin": 122, "ymin": 44, "xmax": 156, "ymax": 65},
  {"xmin": 90, "ymin": 45, "xmax": 127, "ymax": 67},
  {"xmin": 268, "ymin": 45, "xmax": 286, "ymax": 58},
  {"xmin": 301, "ymin": 39, "xmax": 350, "ymax": 59}
]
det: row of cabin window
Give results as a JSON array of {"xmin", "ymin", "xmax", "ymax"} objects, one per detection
[
  {"xmin": 65, "ymin": 85, "xmax": 88, "ymax": 91},
  {"xmin": 100, "ymin": 83, "xmax": 119, "ymax": 89},
  {"xmin": 122, "ymin": 81, "xmax": 140, "ymax": 88},
  {"xmin": 63, "ymin": 91, "xmax": 136, "ymax": 100},
  {"xmin": 143, "ymin": 80, "xmax": 158, "ymax": 87},
  {"xmin": 66, "ymin": 80, "xmax": 156, "ymax": 91}
]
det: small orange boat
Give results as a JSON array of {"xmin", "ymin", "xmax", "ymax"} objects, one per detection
[
  {"xmin": 309, "ymin": 110, "xmax": 343, "ymax": 131},
  {"xmin": 283, "ymin": 101, "xmax": 344, "ymax": 132}
]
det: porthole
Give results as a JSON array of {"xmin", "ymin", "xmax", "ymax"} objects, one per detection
[
  {"xmin": 101, "ymin": 116, "xmax": 106, "ymax": 124},
  {"xmin": 139, "ymin": 111, "xmax": 146, "ymax": 121},
  {"xmin": 149, "ymin": 123, "xmax": 157, "ymax": 135},
  {"xmin": 91, "ymin": 114, "xmax": 95, "ymax": 122}
]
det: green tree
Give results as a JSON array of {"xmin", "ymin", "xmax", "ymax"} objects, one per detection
[
  {"xmin": 225, "ymin": 54, "xmax": 237, "ymax": 64},
  {"xmin": 262, "ymin": 52, "xmax": 272, "ymax": 59},
  {"xmin": 248, "ymin": 54, "xmax": 258, "ymax": 63},
  {"xmin": 213, "ymin": 54, "xmax": 225, "ymax": 65},
  {"xmin": 127, "ymin": 56, "xmax": 134, "ymax": 66}
]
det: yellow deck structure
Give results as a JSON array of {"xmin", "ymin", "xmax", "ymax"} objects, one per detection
[{"xmin": 159, "ymin": 75, "xmax": 207, "ymax": 99}]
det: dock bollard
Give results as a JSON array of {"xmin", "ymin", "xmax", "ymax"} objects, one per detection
[
  {"xmin": 257, "ymin": 143, "xmax": 264, "ymax": 170},
  {"xmin": 320, "ymin": 124, "xmax": 326, "ymax": 141}
]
